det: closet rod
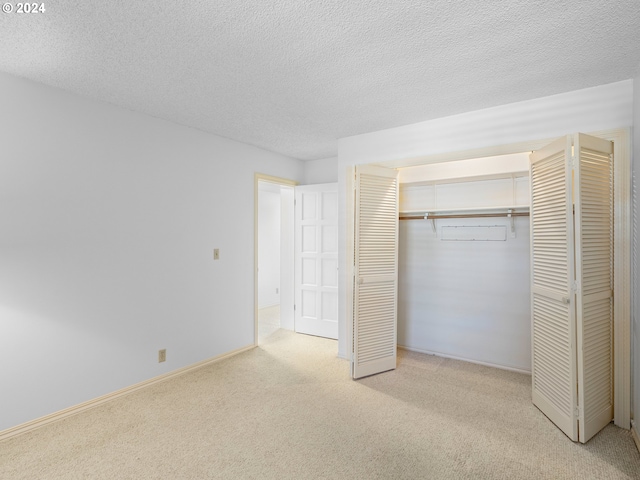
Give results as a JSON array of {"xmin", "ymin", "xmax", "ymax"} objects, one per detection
[{"xmin": 399, "ymin": 212, "xmax": 530, "ymax": 220}]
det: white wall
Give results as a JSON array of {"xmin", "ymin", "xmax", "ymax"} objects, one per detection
[
  {"xmin": 339, "ymin": 81, "xmax": 633, "ymax": 166},
  {"xmin": 337, "ymin": 80, "xmax": 634, "ymax": 359},
  {"xmin": 633, "ymin": 66, "xmax": 640, "ymax": 434},
  {"xmin": 0, "ymin": 73, "xmax": 304, "ymax": 432},
  {"xmin": 398, "ymin": 216, "xmax": 531, "ymax": 371},
  {"xmin": 304, "ymin": 157, "xmax": 338, "ymax": 184},
  {"xmin": 258, "ymin": 185, "xmax": 281, "ymax": 308}
]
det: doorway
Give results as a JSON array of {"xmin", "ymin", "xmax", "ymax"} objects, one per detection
[{"xmin": 255, "ymin": 175, "xmax": 295, "ymax": 345}]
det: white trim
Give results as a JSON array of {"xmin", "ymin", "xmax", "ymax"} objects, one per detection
[
  {"xmin": 607, "ymin": 128, "xmax": 632, "ymax": 430},
  {"xmin": 344, "ymin": 166, "xmax": 355, "ymax": 363},
  {"xmin": 0, "ymin": 344, "xmax": 254, "ymax": 443},
  {"xmin": 632, "ymin": 421, "xmax": 640, "ymax": 453},
  {"xmin": 398, "ymin": 345, "xmax": 531, "ymax": 375}
]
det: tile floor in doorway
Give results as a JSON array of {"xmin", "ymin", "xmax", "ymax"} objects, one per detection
[{"xmin": 258, "ymin": 304, "xmax": 280, "ymax": 342}]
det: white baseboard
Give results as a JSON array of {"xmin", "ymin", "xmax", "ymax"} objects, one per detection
[
  {"xmin": 0, "ymin": 344, "xmax": 254, "ymax": 443},
  {"xmin": 632, "ymin": 421, "xmax": 640, "ymax": 454},
  {"xmin": 397, "ymin": 345, "xmax": 532, "ymax": 375}
]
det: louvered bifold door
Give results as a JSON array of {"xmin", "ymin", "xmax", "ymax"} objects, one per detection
[
  {"xmin": 529, "ymin": 136, "xmax": 579, "ymax": 441},
  {"xmin": 574, "ymin": 134, "xmax": 614, "ymax": 443},
  {"xmin": 351, "ymin": 165, "xmax": 399, "ymax": 379}
]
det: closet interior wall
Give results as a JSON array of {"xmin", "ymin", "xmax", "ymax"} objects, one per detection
[{"xmin": 397, "ymin": 154, "xmax": 532, "ymax": 372}]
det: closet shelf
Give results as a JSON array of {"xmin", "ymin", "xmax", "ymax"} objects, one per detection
[{"xmin": 400, "ymin": 205, "xmax": 529, "ymax": 218}]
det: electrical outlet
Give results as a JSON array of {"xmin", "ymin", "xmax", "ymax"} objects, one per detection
[
  {"xmin": 158, "ymin": 349, "xmax": 166, "ymax": 363},
  {"xmin": 275, "ymin": 287, "xmax": 279, "ymax": 294},
  {"xmin": 213, "ymin": 248, "xmax": 220, "ymax": 260}
]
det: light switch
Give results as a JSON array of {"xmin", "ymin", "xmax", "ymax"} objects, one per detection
[{"xmin": 213, "ymin": 248, "xmax": 220, "ymax": 260}]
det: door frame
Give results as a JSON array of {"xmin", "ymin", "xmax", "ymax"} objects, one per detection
[
  {"xmin": 254, "ymin": 173, "xmax": 297, "ymax": 346},
  {"xmin": 346, "ymin": 127, "xmax": 631, "ymax": 428}
]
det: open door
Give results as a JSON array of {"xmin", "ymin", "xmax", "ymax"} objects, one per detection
[
  {"xmin": 529, "ymin": 133, "xmax": 613, "ymax": 443},
  {"xmin": 351, "ymin": 165, "xmax": 399, "ymax": 379},
  {"xmin": 573, "ymin": 133, "xmax": 614, "ymax": 443},
  {"xmin": 294, "ymin": 183, "xmax": 339, "ymax": 339},
  {"xmin": 530, "ymin": 136, "xmax": 578, "ymax": 440}
]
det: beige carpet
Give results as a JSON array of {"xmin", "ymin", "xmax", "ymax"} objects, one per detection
[{"xmin": 1, "ymin": 330, "xmax": 639, "ymax": 479}]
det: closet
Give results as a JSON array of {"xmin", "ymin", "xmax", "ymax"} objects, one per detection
[
  {"xmin": 397, "ymin": 153, "xmax": 532, "ymax": 372},
  {"xmin": 350, "ymin": 133, "xmax": 615, "ymax": 444}
]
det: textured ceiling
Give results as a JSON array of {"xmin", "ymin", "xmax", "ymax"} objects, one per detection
[{"xmin": 1, "ymin": 1, "xmax": 640, "ymax": 160}]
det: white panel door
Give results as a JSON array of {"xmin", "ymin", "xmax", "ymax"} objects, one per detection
[
  {"xmin": 352, "ymin": 165, "xmax": 398, "ymax": 379},
  {"xmin": 294, "ymin": 183, "xmax": 338, "ymax": 339},
  {"xmin": 530, "ymin": 133, "xmax": 614, "ymax": 444},
  {"xmin": 530, "ymin": 136, "xmax": 578, "ymax": 441},
  {"xmin": 574, "ymin": 133, "xmax": 614, "ymax": 443}
]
